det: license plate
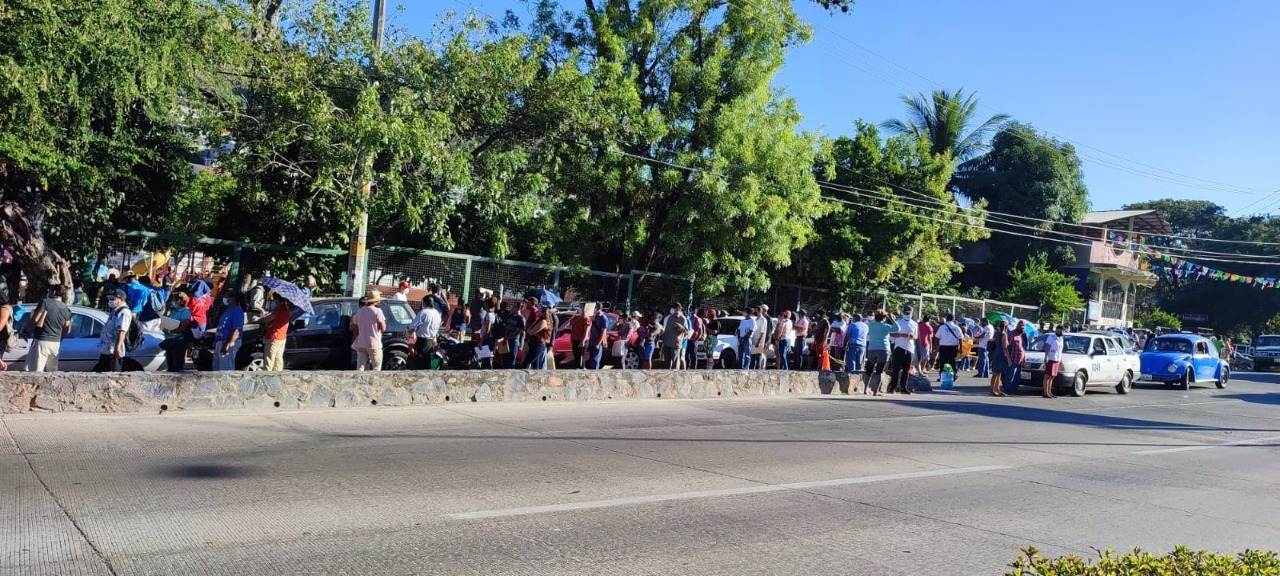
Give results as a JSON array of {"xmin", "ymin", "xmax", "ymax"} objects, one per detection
[
  {"xmin": 1021, "ymin": 372, "xmax": 1032, "ymax": 380},
  {"xmin": 1139, "ymin": 373, "xmax": 1151, "ymax": 381}
]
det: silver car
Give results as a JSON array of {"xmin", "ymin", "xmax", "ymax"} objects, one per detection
[{"xmin": 3, "ymin": 304, "xmax": 167, "ymax": 372}]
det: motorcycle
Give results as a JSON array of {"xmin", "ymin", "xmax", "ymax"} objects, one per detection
[{"xmin": 435, "ymin": 332, "xmax": 479, "ymax": 370}]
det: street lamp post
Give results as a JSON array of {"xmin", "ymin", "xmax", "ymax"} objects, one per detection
[{"xmin": 346, "ymin": 0, "xmax": 386, "ymax": 296}]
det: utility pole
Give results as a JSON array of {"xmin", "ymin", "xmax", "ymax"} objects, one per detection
[{"xmin": 346, "ymin": 0, "xmax": 386, "ymax": 296}]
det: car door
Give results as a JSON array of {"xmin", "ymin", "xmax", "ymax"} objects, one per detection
[
  {"xmin": 60, "ymin": 312, "xmax": 106, "ymax": 371},
  {"xmin": 290, "ymin": 301, "xmax": 346, "ymax": 369},
  {"xmin": 1089, "ymin": 337, "xmax": 1111, "ymax": 383},
  {"xmin": 1103, "ymin": 337, "xmax": 1127, "ymax": 382},
  {"xmin": 1193, "ymin": 340, "xmax": 1215, "ymax": 380}
]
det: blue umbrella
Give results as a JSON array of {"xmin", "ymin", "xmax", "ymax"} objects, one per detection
[
  {"xmin": 523, "ymin": 288, "xmax": 562, "ymax": 308},
  {"xmin": 189, "ymin": 279, "xmax": 211, "ymax": 299},
  {"xmin": 258, "ymin": 277, "xmax": 314, "ymax": 316}
]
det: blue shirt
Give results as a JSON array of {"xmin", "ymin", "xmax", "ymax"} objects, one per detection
[
  {"xmin": 125, "ymin": 280, "xmax": 149, "ymax": 314},
  {"xmin": 865, "ymin": 321, "xmax": 894, "ymax": 351},
  {"xmin": 216, "ymin": 305, "xmax": 245, "ymax": 341},
  {"xmin": 847, "ymin": 321, "xmax": 868, "ymax": 347}
]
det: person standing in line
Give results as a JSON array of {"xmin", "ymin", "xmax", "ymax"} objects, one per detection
[
  {"xmin": 160, "ymin": 291, "xmax": 194, "ymax": 372},
  {"xmin": 522, "ymin": 306, "xmax": 555, "ymax": 369},
  {"xmin": 0, "ymin": 294, "xmax": 14, "ymax": 368},
  {"xmin": 585, "ymin": 304, "xmax": 609, "ymax": 370},
  {"xmin": 393, "ymin": 281, "xmax": 411, "ymax": 302},
  {"xmin": 213, "ymin": 292, "xmax": 245, "ymax": 371},
  {"xmin": 736, "ymin": 307, "xmax": 757, "ymax": 370},
  {"xmin": 242, "ymin": 274, "xmax": 267, "ymax": 324},
  {"xmin": 845, "ymin": 313, "xmax": 867, "ymax": 376},
  {"xmin": 662, "ymin": 303, "xmax": 689, "ymax": 370},
  {"xmin": 915, "ymin": 315, "xmax": 934, "ymax": 373},
  {"xmin": 702, "ymin": 309, "xmax": 720, "ymax": 369},
  {"xmin": 350, "ymin": 291, "xmax": 387, "ymax": 371},
  {"xmin": 1041, "ymin": 324, "xmax": 1063, "ymax": 399},
  {"xmin": 988, "ymin": 320, "xmax": 1009, "ymax": 396},
  {"xmin": 973, "ymin": 318, "xmax": 992, "ymax": 378},
  {"xmin": 810, "ymin": 310, "xmax": 832, "ymax": 372},
  {"xmin": 936, "ymin": 314, "xmax": 964, "ymax": 379},
  {"xmin": 26, "ymin": 285, "xmax": 71, "ymax": 372},
  {"xmin": 257, "ymin": 293, "xmax": 292, "ymax": 372},
  {"xmin": 887, "ymin": 306, "xmax": 918, "ymax": 394},
  {"xmin": 1004, "ymin": 320, "xmax": 1029, "ymax": 395},
  {"xmin": 773, "ymin": 311, "xmax": 795, "ymax": 370},
  {"xmin": 498, "ymin": 301, "xmax": 524, "ymax": 369},
  {"xmin": 95, "ymin": 289, "xmax": 133, "ymax": 373},
  {"xmin": 793, "ymin": 310, "xmax": 809, "ymax": 369},
  {"xmin": 862, "ymin": 310, "xmax": 895, "ymax": 396},
  {"xmin": 685, "ymin": 307, "xmax": 704, "ymax": 370},
  {"xmin": 569, "ymin": 307, "xmax": 591, "ymax": 369},
  {"xmin": 637, "ymin": 312, "xmax": 663, "ymax": 370},
  {"xmin": 409, "ymin": 295, "xmax": 443, "ymax": 368},
  {"xmin": 476, "ymin": 299, "xmax": 498, "ymax": 369},
  {"xmin": 72, "ymin": 280, "xmax": 90, "ymax": 307}
]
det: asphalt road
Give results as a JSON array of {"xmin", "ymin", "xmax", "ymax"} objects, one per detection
[{"xmin": 4, "ymin": 371, "xmax": 1280, "ymax": 576}]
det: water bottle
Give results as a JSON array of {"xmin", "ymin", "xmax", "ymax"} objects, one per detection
[{"xmin": 941, "ymin": 364, "xmax": 955, "ymax": 390}]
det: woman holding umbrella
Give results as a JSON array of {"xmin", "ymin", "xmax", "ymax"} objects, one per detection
[{"xmin": 256, "ymin": 293, "xmax": 292, "ymax": 371}]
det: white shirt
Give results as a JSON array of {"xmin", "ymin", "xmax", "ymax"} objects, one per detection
[
  {"xmin": 393, "ymin": 291, "xmax": 409, "ymax": 302},
  {"xmin": 777, "ymin": 318, "xmax": 795, "ymax": 344},
  {"xmin": 892, "ymin": 317, "xmax": 918, "ymax": 352},
  {"xmin": 974, "ymin": 325, "xmax": 992, "ymax": 348},
  {"xmin": 409, "ymin": 307, "xmax": 441, "ymax": 339},
  {"xmin": 736, "ymin": 316, "xmax": 756, "ymax": 339},
  {"xmin": 937, "ymin": 321, "xmax": 963, "ymax": 347},
  {"xmin": 1044, "ymin": 333, "xmax": 1063, "ymax": 362}
]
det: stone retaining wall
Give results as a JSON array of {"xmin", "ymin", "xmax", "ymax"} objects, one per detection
[{"xmin": 1, "ymin": 370, "xmax": 828, "ymax": 414}]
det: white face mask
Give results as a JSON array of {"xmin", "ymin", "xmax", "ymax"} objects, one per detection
[{"xmin": 669, "ymin": 308, "xmax": 675, "ymax": 315}]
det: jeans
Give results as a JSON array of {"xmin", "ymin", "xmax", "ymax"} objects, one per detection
[
  {"xmin": 889, "ymin": 347, "xmax": 913, "ymax": 393},
  {"xmin": 1003, "ymin": 365, "xmax": 1022, "ymax": 394},
  {"xmin": 507, "ymin": 336, "xmax": 521, "ymax": 368},
  {"xmin": 975, "ymin": 347, "xmax": 989, "ymax": 378},
  {"xmin": 164, "ymin": 339, "xmax": 189, "ymax": 372},
  {"xmin": 588, "ymin": 344, "xmax": 604, "ymax": 370},
  {"xmin": 214, "ymin": 340, "xmax": 240, "ymax": 371},
  {"xmin": 527, "ymin": 341, "xmax": 547, "ymax": 369},
  {"xmin": 844, "ymin": 343, "xmax": 864, "ymax": 374},
  {"xmin": 795, "ymin": 336, "xmax": 807, "ymax": 369},
  {"xmin": 776, "ymin": 339, "xmax": 791, "ymax": 370},
  {"xmin": 738, "ymin": 337, "xmax": 752, "ymax": 369}
]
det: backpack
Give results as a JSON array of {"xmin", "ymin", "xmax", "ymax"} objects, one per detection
[
  {"xmin": 116, "ymin": 308, "xmax": 144, "ymax": 352},
  {"xmin": 0, "ymin": 304, "xmax": 15, "ymax": 354},
  {"xmin": 148, "ymin": 290, "xmax": 166, "ymax": 316}
]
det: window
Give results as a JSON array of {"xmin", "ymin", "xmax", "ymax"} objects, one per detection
[
  {"xmin": 69, "ymin": 314, "xmax": 102, "ymax": 339},
  {"xmin": 1195, "ymin": 342, "xmax": 1209, "ymax": 355},
  {"xmin": 1091, "ymin": 338, "xmax": 1107, "ymax": 356},
  {"xmin": 1104, "ymin": 338, "xmax": 1124, "ymax": 356},
  {"xmin": 309, "ymin": 303, "xmax": 344, "ymax": 329},
  {"xmin": 379, "ymin": 301, "xmax": 415, "ymax": 327}
]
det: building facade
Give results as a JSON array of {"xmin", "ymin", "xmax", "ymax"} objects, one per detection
[{"xmin": 1063, "ymin": 210, "xmax": 1171, "ymax": 328}]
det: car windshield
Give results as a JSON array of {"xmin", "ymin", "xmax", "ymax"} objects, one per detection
[
  {"xmin": 1029, "ymin": 334, "xmax": 1089, "ymax": 354},
  {"xmin": 1146, "ymin": 337, "xmax": 1193, "ymax": 353},
  {"xmin": 379, "ymin": 301, "xmax": 415, "ymax": 328},
  {"xmin": 1256, "ymin": 336, "xmax": 1280, "ymax": 348}
]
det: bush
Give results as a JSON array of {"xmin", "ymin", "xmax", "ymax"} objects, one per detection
[
  {"xmin": 1135, "ymin": 309, "xmax": 1182, "ymax": 330},
  {"xmin": 1007, "ymin": 546, "xmax": 1280, "ymax": 575}
]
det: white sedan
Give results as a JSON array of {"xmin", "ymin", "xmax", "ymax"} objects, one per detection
[
  {"xmin": 1020, "ymin": 331, "xmax": 1140, "ymax": 396},
  {"xmin": 4, "ymin": 304, "xmax": 167, "ymax": 372}
]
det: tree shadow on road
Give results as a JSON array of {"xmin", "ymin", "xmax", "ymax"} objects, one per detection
[
  {"xmin": 1215, "ymin": 393, "xmax": 1280, "ymax": 406},
  {"xmin": 799, "ymin": 397, "xmax": 1280, "ymax": 432}
]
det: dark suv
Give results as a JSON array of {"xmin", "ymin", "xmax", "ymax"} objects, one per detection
[{"xmin": 193, "ymin": 297, "xmax": 416, "ymax": 371}]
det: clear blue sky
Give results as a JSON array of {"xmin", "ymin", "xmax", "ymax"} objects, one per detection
[{"xmin": 403, "ymin": 0, "xmax": 1280, "ymax": 216}]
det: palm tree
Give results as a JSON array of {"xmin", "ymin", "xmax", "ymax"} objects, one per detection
[{"xmin": 881, "ymin": 89, "xmax": 1010, "ymax": 163}]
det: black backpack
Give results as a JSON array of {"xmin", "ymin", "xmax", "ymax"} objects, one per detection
[{"xmin": 116, "ymin": 308, "xmax": 144, "ymax": 352}]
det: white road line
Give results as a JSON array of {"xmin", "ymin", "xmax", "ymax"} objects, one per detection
[
  {"xmin": 1133, "ymin": 435, "xmax": 1280, "ymax": 455},
  {"xmin": 445, "ymin": 465, "xmax": 1011, "ymax": 520}
]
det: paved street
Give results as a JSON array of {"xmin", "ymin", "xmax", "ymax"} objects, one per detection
[{"xmin": 4, "ymin": 371, "xmax": 1280, "ymax": 576}]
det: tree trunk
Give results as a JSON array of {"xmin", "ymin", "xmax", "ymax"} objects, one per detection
[{"xmin": 0, "ymin": 202, "xmax": 73, "ymax": 303}]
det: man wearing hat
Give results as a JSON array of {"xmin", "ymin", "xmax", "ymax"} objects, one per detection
[
  {"xmin": 350, "ymin": 290, "xmax": 387, "ymax": 371},
  {"xmin": 94, "ymin": 289, "xmax": 133, "ymax": 373},
  {"xmin": 393, "ymin": 281, "xmax": 411, "ymax": 302},
  {"xmin": 887, "ymin": 305, "xmax": 919, "ymax": 394}
]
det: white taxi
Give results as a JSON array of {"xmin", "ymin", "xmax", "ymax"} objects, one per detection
[{"xmin": 1020, "ymin": 331, "xmax": 1140, "ymax": 397}]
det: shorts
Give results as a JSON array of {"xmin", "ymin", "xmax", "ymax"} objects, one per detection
[{"xmin": 1045, "ymin": 360, "xmax": 1060, "ymax": 377}]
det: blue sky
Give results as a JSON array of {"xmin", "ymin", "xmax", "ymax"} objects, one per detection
[{"xmin": 403, "ymin": 0, "xmax": 1280, "ymax": 216}]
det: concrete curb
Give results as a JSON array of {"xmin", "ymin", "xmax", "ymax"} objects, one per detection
[{"xmin": 1, "ymin": 370, "xmax": 832, "ymax": 414}]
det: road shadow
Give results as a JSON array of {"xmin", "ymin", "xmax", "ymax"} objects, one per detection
[
  {"xmin": 798, "ymin": 397, "xmax": 1278, "ymax": 432},
  {"xmin": 1216, "ymin": 393, "xmax": 1280, "ymax": 406},
  {"xmin": 152, "ymin": 464, "xmax": 262, "ymax": 480}
]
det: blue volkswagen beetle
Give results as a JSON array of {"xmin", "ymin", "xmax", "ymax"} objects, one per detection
[{"xmin": 1138, "ymin": 334, "xmax": 1229, "ymax": 390}]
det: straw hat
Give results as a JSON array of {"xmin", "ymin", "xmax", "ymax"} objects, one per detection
[{"xmin": 361, "ymin": 290, "xmax": 384, "ymax": 303}]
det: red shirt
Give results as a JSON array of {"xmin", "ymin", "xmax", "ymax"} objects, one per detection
[
  {"xmin": 918, "ymin": 322, "xmax": 934, "ymax": 346},
  {"xmin": 264, "ymin": 308, "xmax": 290, "ymax": 342},
  {"xmin": 569, "ymin": 315, "xmax": 591, "ymax": 340},
  {"xmin": 188, "ymin": 295, "xmax": 210, "ymax": 327}
]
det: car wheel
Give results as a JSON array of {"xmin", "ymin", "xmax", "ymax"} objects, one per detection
[
  {"xmin": 624, "ymin": 349, "xmax": 640, "ymax": 370},
  {"xmin": 719, "ymin": 350, "xmax": 737, "ymax": 370},
  {"xmin": 1071, "ymin": 371, "xmax": 1088, "ymax": 397},
  {"xmin": 1217, "ymin": 366, "xmax": 1229, "ymax": 389},
  {"xmin": 243, "ymin": 352, "xmax": 265, "ymax": 372},
  {"xmin": 383, "ymin": 350, "xmax": 409, "ymax": 371},
  {"xmin": 1179, "ymin": 370, "xmax": 1192, "ymax": 391},
  {"xmin": 1115, "ymin": 371, "xmax": 1132, "ymax": 395}
]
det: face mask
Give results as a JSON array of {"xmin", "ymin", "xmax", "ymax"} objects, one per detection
[
  {"xmin": 221, "ymin": 297, "xmax": 229, "ymax": 306},
  {"xmin": 669, "ymin": 308, "xmax": 675, "ymax": 315}
]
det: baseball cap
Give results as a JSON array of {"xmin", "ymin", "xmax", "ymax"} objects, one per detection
[{"xmin": 398, "ymin": 281, "xmax": 410, "ymax": 288}]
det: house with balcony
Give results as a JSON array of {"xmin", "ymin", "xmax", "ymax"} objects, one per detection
[{"xmin": 1063, "ymin": 210, "xmax": 1171, "ymax": 328}]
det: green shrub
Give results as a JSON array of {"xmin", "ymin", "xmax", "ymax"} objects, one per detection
[{"xmin": 1007, "ymin": 546, "xmax": 1280, "ymax": 575}]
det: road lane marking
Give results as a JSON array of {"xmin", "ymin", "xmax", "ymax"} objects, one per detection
[
  {"xmin": 1133, "ymin": 435, "xmax": 1280, "ymax": 455},
  {"xmin": 444, "ymin": 465, "xmax": 1011, "ymax": 520}
]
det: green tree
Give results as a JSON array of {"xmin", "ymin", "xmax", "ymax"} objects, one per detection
[
  {"xmin": 1123, "ymin": 199, "xmax": 1225, "ymax": 239},
  {"xmin": 1134, "ymin": 309, "xmax": 1181, "ymax": 330},
  {"xmin": 532, "ymin": 0, "xmax": 826, "ymax": 291},
  {"xmin": 880, "ymin": 89, "xmax": 1010, "ymax": 164},
  {"xmin": 955, "ymin": 123, "xmax": 1090, "ymax": 281},
  {"xmin": 790, "ymin": 122, "xmax": 989, "ymax": 295},
  {"xmin": 1002, "ymin": 253, "xmax": 1084, "ymax": 321},
  {"xmin": 0, "ymin": 0, "xmax": 230, "ymax": 298}
]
